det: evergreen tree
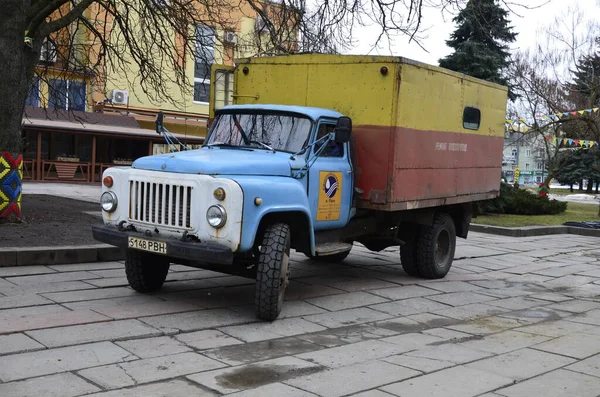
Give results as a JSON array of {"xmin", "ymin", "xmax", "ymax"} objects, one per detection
[
  {"xmin": 568, "ymin": 52, "xmax": 600, "ymax": 107},
  {"xmin": 439, "ymin": 0, "xmax": 517, "ymax": 99}
]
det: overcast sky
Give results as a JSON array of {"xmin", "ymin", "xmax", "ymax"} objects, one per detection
[{"xmin": 343, "ymin": 0, "xmax": 599, "ymax": 66}]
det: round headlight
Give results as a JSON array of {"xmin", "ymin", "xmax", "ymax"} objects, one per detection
[
  {"xmin": 101, "ymin": 191, "xmax": 118, "ymax": 213},
  {"xmin": 206, "ymin": 205, "xmax": 227, "ymax": 228}
]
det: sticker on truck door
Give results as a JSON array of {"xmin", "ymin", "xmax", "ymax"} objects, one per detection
[{"xmin": 317, "ymin": 171, "xmax": 343, "ymax": 221}]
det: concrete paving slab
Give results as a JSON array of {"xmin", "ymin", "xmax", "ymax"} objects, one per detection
[
  {"xmin": 139, "ymin": 308, "xmax": 257, "ymax": 334},
  {"xmin": 306, "ymin": 291, "xmax": 389, "ymax": 311},
  {"xmin": 465, "ymin": 348, "xmax": 576, "ymax": 381},
  {"xmin": 301, "ymin": 307, "xmax": 392, "ymax": 328},
  {"xmin": 25, "ymin": 319, "xmax": 161, "ymax": 347},
  {"xmin": 0, "ymin": 373, "xmax": 101, "ymax": 397},
  {"xmin": 295, "ymin": 339, "xmax": 419, "ymax": 368},
  {"xmin": 187, "ymin": 356, "xmax": 321, "ymax": 394},
  {"xmin": 532, "ymin": 332, "xmax": 600, "ymax": 359},
  {"xmin": 0, "ymin": 341, "xmax": 135, "ymax": 382},
  {"xmin": 202, "ymin": 337, "xmax": 323, "ymax": 366},
  {"xmin": 368, "ymin": 297, "xmax": 450, "ymax": 316},
  {"xmin": 0, "ymin": 309, "xmax": 111, "ymax": 334},
  {"xmin": 226, "ymin": 383, "xmax": 318, "ymax": 397},
  {"xmin": 285, "ymin": 360, "xmax": 420, "ymax": 397},
  {"xmin": 457, "ymin": 330, "xmax": 551, "ymax": 355},
  {"xmin": 368, "ymin": 285, "xmax": 441, "ymax": 300},
  {"xmin": 116, "ymin": 335, "xmax": 192, "ymax": 358},
  {"xmin": 0, "ymin": 333, "xmax": 45, "ymax": 356},
  {"xmin": 565, "ymin": 353, "xmax": 600, "ymax": 378},
  {"xmin": 494, "ymin": 369, "xmax": 600, "ymax": 397},
  {"xmin": 380, "ymin": 365, "xmax": 513, "ymax": 397},
  {"xmin": 78, "ymin": 352, "xmax": 226, "ymax": 389},
  {"xmin": 174, "ymin": 329, "xmax": 244, "ymax": 350},
  {"xmin": 86, "ymin": 379, "xmax": 216, "ymax": 397},
  {"xmin": 426, "ymin": 291, "xmax": 498, "ymax": 307},
  {"xmin": 218, "ymin": 318, "xmax": 326, "ymax": 342}
]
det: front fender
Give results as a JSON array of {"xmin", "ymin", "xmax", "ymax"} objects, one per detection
[{"xmin": 231, "ymin": 176, "xmax": 314, "ymax": 252}]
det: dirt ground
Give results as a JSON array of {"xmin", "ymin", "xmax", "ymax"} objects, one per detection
[{"xmin": 0, "ymin": 195, "xmax": 102, "ymax": 248}]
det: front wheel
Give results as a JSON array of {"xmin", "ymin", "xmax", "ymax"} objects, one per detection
[
  {"xmin": 125, "ymin": 250, "xmax": 170, "ymax": 292},
  {"xmin": 255, "ymin": 223, "xmax": 291, "ymax": 321},
  {"xmin": 416, "ymin": 213, "xmax": 456, "ymax": 279}
]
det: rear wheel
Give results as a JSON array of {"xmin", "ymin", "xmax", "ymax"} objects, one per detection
[
  {"xmin": 400, "ymin": 226, "xmax": 421, "ymax": 277},
  {"xmin": 416, "ymin": 213, "xmax": 456, "ymax": 279},
  {"xmin": 255, "ymin": 223, "xmax": 291, "ymax": 321},
  {"xmin": 125, "ymin": 250, "xmax": 170, "ymax": 292}
]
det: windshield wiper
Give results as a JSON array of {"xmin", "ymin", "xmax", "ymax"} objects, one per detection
[
  {"xmin": 206, "ymin": 143, "xmax": 236, "ymax": 148},
  {"xmin": 248, "ymin": 140, "xmax": 276, "ymax": 153}
]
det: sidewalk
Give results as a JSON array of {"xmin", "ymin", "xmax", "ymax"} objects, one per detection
[{"xmin": 22, "ymin": 182, "xmax": 101, "ymax": 203}]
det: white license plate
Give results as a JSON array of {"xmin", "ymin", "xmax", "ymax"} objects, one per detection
[{"xmin": 128, "ymin": 237, "xmax": 167, "ymax": 255}]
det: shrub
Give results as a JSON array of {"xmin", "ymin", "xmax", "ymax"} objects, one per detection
[{"xmin": 475, "ymin": 183, "xmax": 567, "ymax": 216}]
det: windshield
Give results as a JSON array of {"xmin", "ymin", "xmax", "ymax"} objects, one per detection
[{"xmin": 207, "ymin": 113, "xmax": 313, "ymax": 153}]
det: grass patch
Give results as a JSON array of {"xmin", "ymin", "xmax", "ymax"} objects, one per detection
[{"xmin": 474, "ymin": 202, "xmax": 599, "ymax": 227}]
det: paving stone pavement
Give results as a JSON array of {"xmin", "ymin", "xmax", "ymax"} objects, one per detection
[{"xmin": 1, "ymin": 232, "xmax": 600, "ymax": 396}]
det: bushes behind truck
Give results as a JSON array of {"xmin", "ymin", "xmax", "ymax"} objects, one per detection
[{"xmin": 474, "ymin": 183, "xmax": 567, "ymax": 216}]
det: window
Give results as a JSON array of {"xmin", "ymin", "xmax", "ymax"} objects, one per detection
[
  {"xmin": 314, "ymin": 123, "xmax": 344, "ymax": 157},
  {"xmin": 48, "ymin": 79, "xmax": 86, "ymax": 111},
  {"xmin": 526, "ymin": 149, "xmax": 531, "ymax": 156},
  {"xmin": 24, "ymin": 77, "xmax": 40, "ymax": 107},
  {"xmin": 511, "ymin": 149, "xmax": 517, "ymax": 156},
  {"xmin": 207, "ymin": 112, "xmax": 312, "ymax": 153},
  {"xmin": 525, "ymin": 163, "xmax": 530, "ymax": 170},
  {"xmin": 194, "ymin": 25, "xmax": 215, "ymax": 103},
  {"xmin": 463, "ymin": 107, "xmax": 481, "ymax": 130}
]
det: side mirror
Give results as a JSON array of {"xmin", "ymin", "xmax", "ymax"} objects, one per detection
[
  {"xmin": 155, "ymin": 112, "xmax": 164, "ymax": 135},
  {"xmin": 334, "ymin": 116, "xmax": 352, "ymax": 143}
]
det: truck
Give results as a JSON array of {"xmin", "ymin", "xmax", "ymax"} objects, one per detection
[{"xmin": 92, "ymin": 54, "xmax": 508, "ymax": 321}]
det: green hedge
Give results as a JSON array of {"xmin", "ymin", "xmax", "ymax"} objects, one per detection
[{"xmin": 475, "ymin": 183, "xmax": 567, "ymax": 216}]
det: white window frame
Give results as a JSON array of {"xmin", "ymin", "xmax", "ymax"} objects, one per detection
[{"xmin": 193, "ymin": 25, "xmax": 215, "ymax": 105}]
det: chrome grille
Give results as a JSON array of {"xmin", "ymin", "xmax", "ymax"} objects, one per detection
[{"xmin": 128, "ymin": 180, "xmax": 192, "ymax": 228}]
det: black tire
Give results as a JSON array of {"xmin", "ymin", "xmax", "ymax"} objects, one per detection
[
  {"xmin": 400, "ymin": 227, "xmax": 421, "ymax": 277},
  {"xmin": 125, "ymin": 250, "xmax": 170, "ymax": 292},
  {"xmin": 255, "ymin": 223, "xmax": 291, "ymax": 321},
  {"xmin": 416, "ymin": 213, "xmax": 456, "ymax": 279},
  {"xmin": 306, "ymin": 249, "xmax": 351, "ymax": 263}
]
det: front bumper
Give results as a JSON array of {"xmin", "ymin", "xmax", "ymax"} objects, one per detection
[{"xmin": 92, "ymin": 224, "xmax": 234, "ymax": 265}]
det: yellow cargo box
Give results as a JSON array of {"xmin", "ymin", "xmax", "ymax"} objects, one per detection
[{"xmin": 211, "ymin": 54, "xmax": 508, "ymax": 211}]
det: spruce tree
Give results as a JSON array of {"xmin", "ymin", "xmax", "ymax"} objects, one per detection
[
  {"xmin": 568, "ymin": 52, "xmax": 600, "ymax": 107},
  {"xmin": 439, "ymin": 0, "xmax": 517, "ymax": 99}
]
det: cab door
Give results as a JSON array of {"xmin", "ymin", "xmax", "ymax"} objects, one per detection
[{"xmin": 308, "ymin": 120, "xmax": 354, "ymax": 231}]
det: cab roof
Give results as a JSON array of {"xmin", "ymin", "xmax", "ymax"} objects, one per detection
[{"xmin": 216, "ymin": 104, "xmax": 345, "ymax": 121}]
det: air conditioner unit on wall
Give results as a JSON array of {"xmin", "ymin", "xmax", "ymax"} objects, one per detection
[
  {"xmin": 111, "ymin": 89, "xmax": 129, "ymax": 105},
  {"xmin": 223, "ymin": 31, "xmax": 238, "ymax": 45}
]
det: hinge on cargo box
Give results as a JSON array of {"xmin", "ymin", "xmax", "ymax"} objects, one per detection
[{"xmin": 231, "ymin": 94, "xmax": 260, "ymax": 99}]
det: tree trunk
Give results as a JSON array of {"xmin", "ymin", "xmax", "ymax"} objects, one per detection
[
  {"xmin": 0, "ymin": 2, "xmax": 41, "ymax": 223},
  {"xmin": 587, "ymin": 181, "xmax": 593, "ymax": 193},
  {"xmin": 579, "ymin": 179, "xmax": 584, "ymax": 192},
  {"xmin": 570, "ymin": 183, "xmax": 574, "ymax": 193},
  {"xmin": 0, "ymin": 2, "xmax": 39, "ymax": 155},
  {"xmin": 596, "ymin": 181, "xmax": 599, "ymax": 194}
]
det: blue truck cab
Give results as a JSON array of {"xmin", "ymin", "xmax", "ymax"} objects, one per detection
[{"xmin": 92, "ymin": 104, "xmax": 357, "ymax": 320}]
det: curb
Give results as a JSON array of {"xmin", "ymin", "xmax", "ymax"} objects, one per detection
[
  {"xmin": 470, "ymin": 223, "xmax": 600, "ymax": 238},
  {"xmin": 0, "ymin": 245, "xmax": 125, "ymax": 267},
  {"xmin": 1, "ymin": 225, "xmax": 598, "ymax": 268}
]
